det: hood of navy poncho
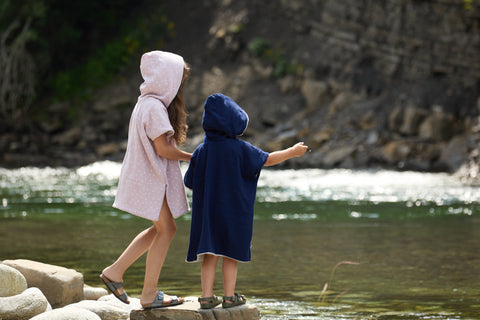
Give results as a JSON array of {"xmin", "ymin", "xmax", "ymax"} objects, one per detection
[
  {"xmin": 184, "ymin": 93, "xmax": 269, "ymax": 262},
  {"xmin": 202, "ymin": 93, "xmax": 249, "ymax": 140}
]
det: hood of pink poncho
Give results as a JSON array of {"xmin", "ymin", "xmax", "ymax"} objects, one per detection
[{"xmin": 139, "ymin": 51, "xmax": 184, "ymax": 107}]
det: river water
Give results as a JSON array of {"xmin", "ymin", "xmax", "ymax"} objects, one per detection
[{"xmin": 1, "ymin": 161, "xmax": 479, "ymax": 319}]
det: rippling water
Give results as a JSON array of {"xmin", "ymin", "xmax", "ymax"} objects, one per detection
[{"xmin": 1, "ymin": 161, "xmax": 479, "ymax": 319}]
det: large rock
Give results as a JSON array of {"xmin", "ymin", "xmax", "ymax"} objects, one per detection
[
  {"xmin": 311, "ymin": 126, "xmax": 335, "ymax": 148},
  {"xmin": 388, "ymin": 106, "xmax": 403, "ymax": 132},
  {"xmin": 301, "ymin": 79, "xmax": 329, "ymax": 109},
  {"xmin": 30, "ymin": 306, "xmax": 102, "ymax": 320},
  {"xmin": 66, "ymin": 300, "xmax": 130, "ymax": 320},
  {"xmin": 267, "ymin": 130, "xmax": 298, "ymax": 151},
  {"xmin": 52, "ymin": 127, "xmax": 82, "ymax": 147},
  {"xmin": 83, "ymin": 284, "xmax": 108, "ymax": 301},
  {"xmin": 95, "ymin": 142, "xmax": 121, "ymax": 157},
  {"xmin": 130, "ymin": 298, "xmax": 261, "ymax": 320},
  {"xmin": 381, "ymin": 141, "xmax": 412, "ymax": 163},
  {"xmin": 3, "ymin": 259, "xmax": 84, "ymax": 308},
  {"xmin": 278, "ymin": 75, "xmax": 300, "ymax": 94},
  {"xmin": 0, "ymin": 287, "xmax": 49, "ymax": 320},
  {"xmin": 418, "ymin": 108, "xmax": 456, "ymax": 142},
  {"xmin": 328, "ymin": 92, "xmax": 354, "ymax": 114},
  {"xmin": 399, "ymin": 106, "xmax": 427, "ymax": 136},
  {"xmin": 388, "ymin": 105, "xmax": 427, "ymax": 136},
  {"xmin": 0, "ymin": 263, "xmax": 28, "ymax": 297},
  {"xmin": 322, "ymin": 145, "xmax": 356, "ymax": 167},
  {"xmin": 98, "ymin": 293, "xmax": 142, "ymax": 310},
  {"xmin": 98, "ymin": 294, "xmax": 143, "ymax": 319},
  {"xmin": 437, "ymin": 135, "xmax": 468, "ymax": 172}
]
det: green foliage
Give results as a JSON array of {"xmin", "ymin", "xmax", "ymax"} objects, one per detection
[
  {"xmin": 0, "ymin": 0, "xmax": 45, "ymax": 28},
  {"xmin": 51, "ymin": 39, "xmax": 131, "ymax": 101},
  {"xmin": 47, "ymin": 1, "xmax": 173, "ymax": 101},
  {"xmin": 228, "ymin": 22, "xmax": 244, "ymax": 34},
  {"xmin": 248, "ymin": 37, "xmax": 301, "ymax": 78},
  {"xmin": 463, "ymin": 0, "xmax": 475, "ymax": 10},
  {"xmin": 0, "ymin": 0, "xmax": 174, "ymax": 121},
  {"xmin": 248, "ymin": 38, "xmax": 272, "ymax": 58}
]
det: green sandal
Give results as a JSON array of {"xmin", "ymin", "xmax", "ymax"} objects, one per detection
[
  {"xmin": 198, "ymin": 295, "xmax": 222, "ymax": 309},
  {"xmin": 222, "ymin": 293, "xmax": 246, "ymax": 308}
]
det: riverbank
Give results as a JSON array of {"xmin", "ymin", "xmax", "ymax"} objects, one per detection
[
  {"xmin": 0, "ymin": 259, "xmax": 260, "ymax": 320},
  {"xmin": 1, "ymin": 82, "xmax": 479, "ymax": 185}
]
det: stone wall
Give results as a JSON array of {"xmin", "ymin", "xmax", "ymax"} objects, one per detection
[{"xmin": 285, "ymin": 0, "xmax": 479, "ymax": 88}]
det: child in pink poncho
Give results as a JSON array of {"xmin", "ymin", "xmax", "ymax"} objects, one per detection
[{"xmin": 100, "ymin": 51, "xmax": 191, "ymax": 309}]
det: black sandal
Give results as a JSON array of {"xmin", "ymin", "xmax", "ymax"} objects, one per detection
[
  {"xmin": 198, "ymin": 295, "xmax": 222, "ymax": 309},
  {"xmin": 222, "ymin": 293, "xmax": 246, "ymax": 308}
]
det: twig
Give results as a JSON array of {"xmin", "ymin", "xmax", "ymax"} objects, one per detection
[{"xmin": 318, "ymin": 261, "xmax": 359, "ymax": 304}]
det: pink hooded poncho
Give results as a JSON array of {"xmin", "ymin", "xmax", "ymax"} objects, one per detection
[{"xmin": 113, "ymin": 51, "xmax": 190, "ymax": 220}]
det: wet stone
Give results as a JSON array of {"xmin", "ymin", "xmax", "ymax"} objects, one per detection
[{"xmin": 130, "ymin": 297, "xmax": 261, "ymax": 320}]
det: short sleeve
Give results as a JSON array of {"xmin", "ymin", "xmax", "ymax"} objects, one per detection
[
  {"xmin": 144, "ymin": 103, "xmax": 174, "ymax": 140},
  {"xmin": 241, "ymin": 142, "xmax": 269, "ymax": 180}
]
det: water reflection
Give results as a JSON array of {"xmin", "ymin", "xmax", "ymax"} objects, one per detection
[
  {"xmin": 2, "ymin": 161, "xmax": 480, "ymax": 208},
  {"xmin": 258, "ymin": 168, "xmax": 480, "ymax": 205}
]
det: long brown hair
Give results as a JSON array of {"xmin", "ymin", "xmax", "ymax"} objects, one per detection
[{"xmin": 168, "ymin": 64, "xmax": 190, "ymax": 146}]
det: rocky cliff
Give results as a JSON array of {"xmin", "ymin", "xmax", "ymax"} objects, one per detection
[{"xmin": 2, "ymin": 0, "xmax": 479, "ymax": 180}]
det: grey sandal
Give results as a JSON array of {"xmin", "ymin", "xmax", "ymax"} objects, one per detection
[
  {"xmin": 198, "ymin": 295, "xmax": 222, "ymax": 309},
  {"xmin": 142, "ymin": 291, "xmax": 184, "ymax": 309},
  {"xmin": 222, "ymin": 293, "xmax": 246, "ymax": 308},
  {"xmin": 99, "ymin": 273, "xmax": 130, "ymax": 304}
]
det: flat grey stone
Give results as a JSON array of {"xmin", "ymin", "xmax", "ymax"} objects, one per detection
[{"xmin": 130, "ymin": 297, "xmax": 261, "ymax": 320}]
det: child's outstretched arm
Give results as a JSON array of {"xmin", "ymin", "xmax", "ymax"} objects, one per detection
[
  {"xmin": 264, "ymin": 142, "xmax": 308, "ymax": 167},
  {"xmin": 154, "ymin": 133, "xmax": 191, "ymax": 162}
]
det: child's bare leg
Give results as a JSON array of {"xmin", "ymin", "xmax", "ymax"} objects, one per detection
[
  {"xmin": 140, "ymin": 199, "xmax": 177, "ymax": 306},
  {"xmin": 102, "ymin": 226, "xmax": 157, "ymax": 296},
  {"xmin": 222, "ymin": 257, "xmax": 238, "ymax": 298},
  {"xmin": 201, "ymin": 254, "xmax": 219, "ymax": 298}
]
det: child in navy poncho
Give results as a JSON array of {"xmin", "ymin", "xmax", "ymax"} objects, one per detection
[{"xmin": 184, "ymin": 93, "xmax": 308, "ymax": 309}]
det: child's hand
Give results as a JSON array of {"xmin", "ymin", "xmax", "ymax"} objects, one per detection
[{"xmin": 290, "ymin": 142, "xmax": 309, "ymax": 157}]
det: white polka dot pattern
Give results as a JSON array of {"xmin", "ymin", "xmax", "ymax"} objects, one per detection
[{"xmin": 113, "ymin": 51, "xmax": 189, "ymax": 221}]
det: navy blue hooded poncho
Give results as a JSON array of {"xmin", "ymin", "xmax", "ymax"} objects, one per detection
[{"xmin": 185, "ymin": 93, "xmax": 269, "ymax": 262}]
